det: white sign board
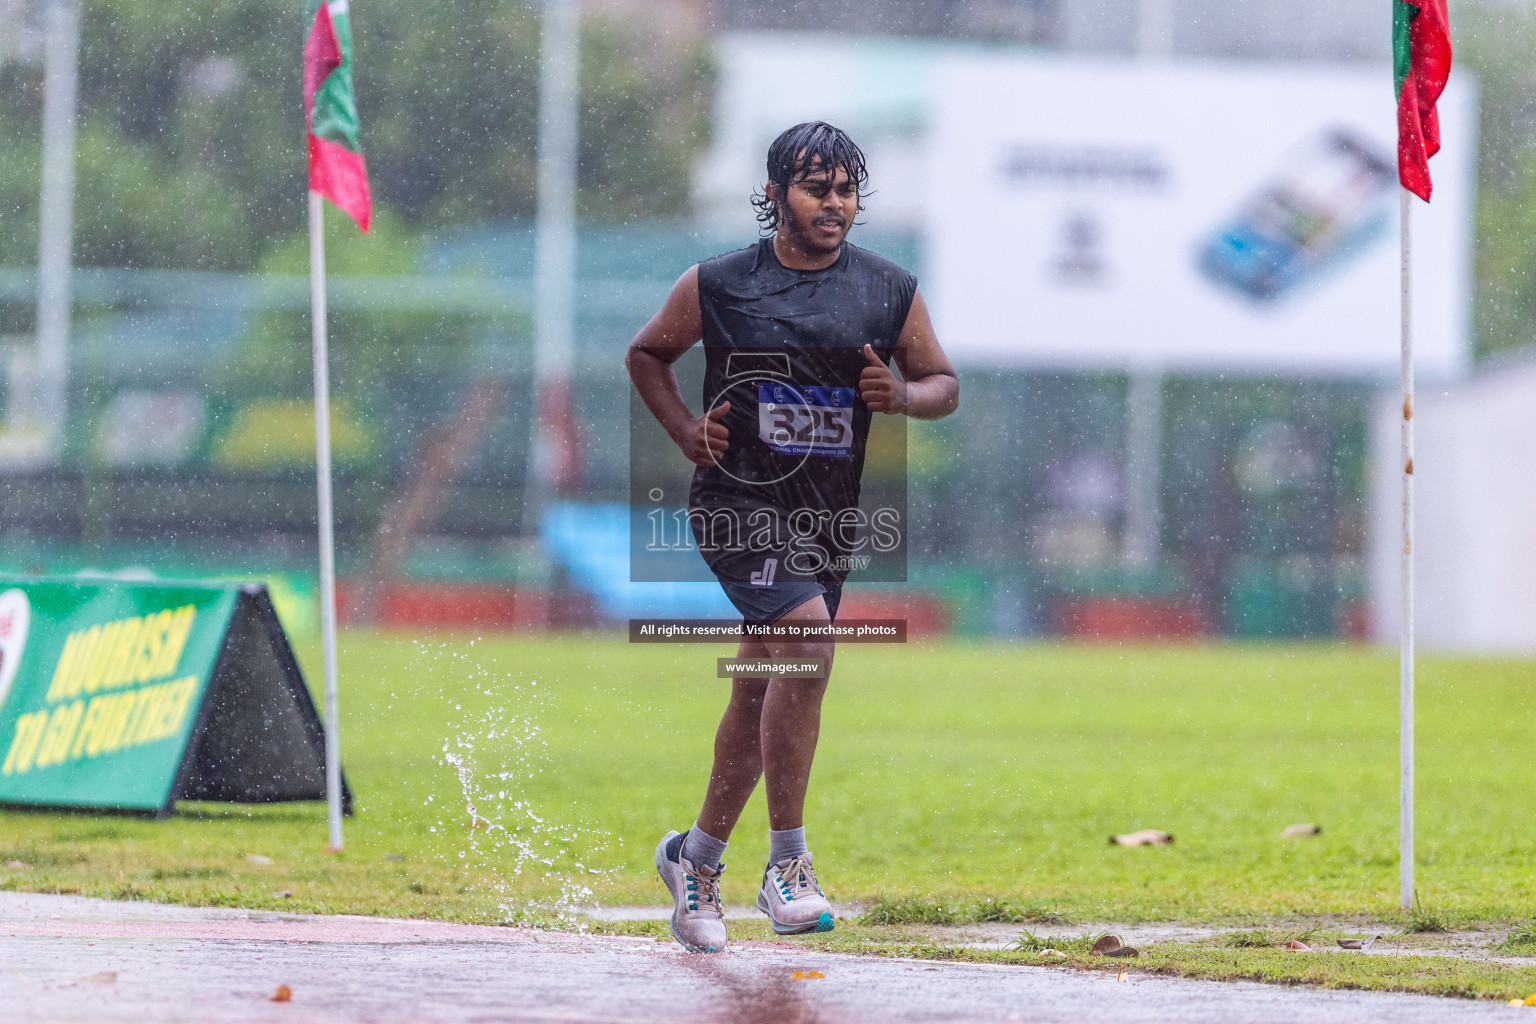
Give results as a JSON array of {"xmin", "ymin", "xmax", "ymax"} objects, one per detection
[
  {"xmin": 924, "ymin": 57, "xmax": 1476, "ymax": 377},
  {"xmin": 693, "ymin": 33, "xmax": 938, "ymax": 234}
]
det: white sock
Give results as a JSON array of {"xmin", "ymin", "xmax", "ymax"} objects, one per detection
[
  {"xmin": 680, "ymin": 822, "xmax": 728, "ymax": 870},
  {"xmin": 768, "ymin": 826, "xmax": 808, "ymax": 864}
]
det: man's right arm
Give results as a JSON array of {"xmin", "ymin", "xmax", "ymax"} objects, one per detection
[{"xmin": 625, "ymin": 266, "xmax": 729, "ymax": 468}]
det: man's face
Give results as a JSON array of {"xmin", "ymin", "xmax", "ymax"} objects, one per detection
[{"xmin": 773, "ymin": 158, "xmax": 858, "ymax": 253}]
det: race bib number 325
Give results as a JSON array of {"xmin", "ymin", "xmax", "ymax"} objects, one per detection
[{"xmin": 757, "ymin": 384, "xmax": 854, "ymax": 458}]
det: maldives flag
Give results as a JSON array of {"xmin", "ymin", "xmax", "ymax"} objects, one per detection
[
  {"xmin": 304, "ymin": 0, "xmax": 371, "ymax": 232},
  {"xmin": 1393, "ymin": 0, "xmax": 1451, "ymax": 202}
]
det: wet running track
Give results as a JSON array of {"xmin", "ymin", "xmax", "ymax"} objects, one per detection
[{"xmin": 1, "ymin": 892, "xmax": 1523, "ymax": 1023}]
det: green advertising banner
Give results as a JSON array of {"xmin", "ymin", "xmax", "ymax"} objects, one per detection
[{"xmin": 0, "ymin": 575, "xmax": 346, "ymax": 816}]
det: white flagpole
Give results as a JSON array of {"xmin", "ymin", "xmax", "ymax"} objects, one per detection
[
  {"xmin": 309, "ymin": 189, "xmax": 344, "ymax": 852},
  {"xmin": 1399, "ymin": 185, "xmax": 1414, "ymax": 910}
]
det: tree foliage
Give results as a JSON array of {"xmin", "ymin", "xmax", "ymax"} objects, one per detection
[
  {"xmin": 1458, "ymin": 3, "xmax": 1536, "ymax": 356},
  {"xmin": 0, "ymin": 0, "xmax": 712, "ymax": 270}
]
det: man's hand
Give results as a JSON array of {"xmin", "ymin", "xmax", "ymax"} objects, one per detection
[
  {"xmin": 859, "ymin": 344, "xmax": 907, "ymax": 414},
  {"xmin": 677, "ymin": 401, "xmax": 731, "ymax": 467}
]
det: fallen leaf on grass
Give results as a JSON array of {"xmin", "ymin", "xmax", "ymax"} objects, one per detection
[
  {"xmin": 384, "ymin": 853, "xmax": 405, "ymax": 862},
  {"xmin": 271, "ymin": 984, "xmax": 292, "ymax": 1002},
  {"xmin": 1282, "ymin": 823, "xmax": 1322, "ymax": 837},
  {"xmin": 1105, "ymin": 946, "xmax": 1140, "ymax": 958},
  {"xmin": 1038, "ymin": 949, "xmax": 1066, "ymax": 960},
  {"xmin": 1337, "ymin": 939, "xmax": 1363, "ymax": 950},
  {"xmin": 1090, "ymin": 935, "xmax": 1123, "ymax": 955},
  {"xmin": 1110, "ymin": 830, "xmax": 1173, "ymax": 847},
  {"xmin": 246, "ymin": 854, "xmax": 273, "ymax": 866},
  {"xmin": 69, "ymin": 972, "xmax": 116, "ymax": 985},
  {"xmin": 273, "ymin": 890, "xmax": 294, "ymax": 899},
  {"xmin": 1286, "ymin": 940, "xmax": 1312, "ymax": 951}
]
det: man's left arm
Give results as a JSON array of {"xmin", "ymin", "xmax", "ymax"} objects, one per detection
[{"xmin": 859, "ymin": 288, "xmax": 959, "ymax": 420}]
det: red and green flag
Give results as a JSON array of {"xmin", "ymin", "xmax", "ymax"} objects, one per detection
[
  {"xmin": 1393, "ymin": 0, "xmax": 1451, "ymax": 202},
  {"xmin": 304, "ymin": 0, "xmax": 371, "ymax": 232}
]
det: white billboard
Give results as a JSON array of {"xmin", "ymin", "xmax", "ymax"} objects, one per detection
[
  {"xmin": 924, "ymin": 57, "xmax": 1477, "ymax": 377},
  {"xmin": 692, "ymin": 33, "xmax": 938, "ymax": 234}
]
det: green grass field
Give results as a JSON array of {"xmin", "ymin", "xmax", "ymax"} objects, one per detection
[{"xmin": 3, "ymin": 635, "xmax": 1535, "ymax": 930}]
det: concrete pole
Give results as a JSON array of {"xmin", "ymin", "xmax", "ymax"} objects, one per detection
[
  {"xmin": 1136, "ymin": 0, "xmax": 1175, "ymax": 58},
  {"xmin": 35, "ymin": 0, "xmax": 79, "ymax": 446},
  {"xmin": 1122, "ymin": 369, "xmax": 1163, "ymax": 567},
  {"xmin": 524, "ymin": 0, "xmax": 579, "ymax": 532},
  {"xmin": 1121, "ymin": 0, "xmax": 1173, "ymax": 568}
]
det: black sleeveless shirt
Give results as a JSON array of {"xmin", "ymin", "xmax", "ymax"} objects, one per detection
[{"xmin": 689, "ymin": 238, "xmax": 917, "ymax": 561}]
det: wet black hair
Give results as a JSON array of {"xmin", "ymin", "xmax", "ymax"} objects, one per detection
[{"xmin": 750, "ymin": 121, "xmax": 871, "ymax": 234}]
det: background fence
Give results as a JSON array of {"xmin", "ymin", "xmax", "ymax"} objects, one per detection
[{"xmin": 0, "ymin": 225, "xmax": 1370, "ymax": 639}]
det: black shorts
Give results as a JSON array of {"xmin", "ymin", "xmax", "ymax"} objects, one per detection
[
  {"xmin": 690, "ymin": 507, "xmax": 849, "ymax": 627},
  {"xmin": 719, "ymin": 575, "xmax": 844, "ymax": 627}
]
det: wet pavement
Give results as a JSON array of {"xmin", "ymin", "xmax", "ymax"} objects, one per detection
[{"xmin": 2, "ymin": 891, "xmax": 1524, "ymax": 1023}]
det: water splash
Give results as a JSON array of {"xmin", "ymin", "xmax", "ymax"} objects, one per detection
[{"xmin": 420, "ymin": 643, "xmax": 615, "ymax": 927}]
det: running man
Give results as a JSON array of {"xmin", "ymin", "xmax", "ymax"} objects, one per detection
[{"xmin": 626, "ymin": 122, "xmax": 959, "ymax": 953}]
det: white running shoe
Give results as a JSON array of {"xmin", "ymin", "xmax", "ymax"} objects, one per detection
[
  {"xmin": 756, "ymin": 852, "xmax": 835, "ymax": 935},
  {"xmin": 655, "ymin": 830, "xmax": 728, "ymax": 953}
]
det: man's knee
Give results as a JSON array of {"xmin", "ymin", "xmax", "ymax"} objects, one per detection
[
  {"xmin": 727, "ymin": 639, "xmax": 774, "ymax": 686},
  {"xmin": 729, "ymin": 676, "xmax": 769, "ymax": 709},
  {"xmin": 762, "ymin": 638, "xmax": 834, "ymax": 682}
]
